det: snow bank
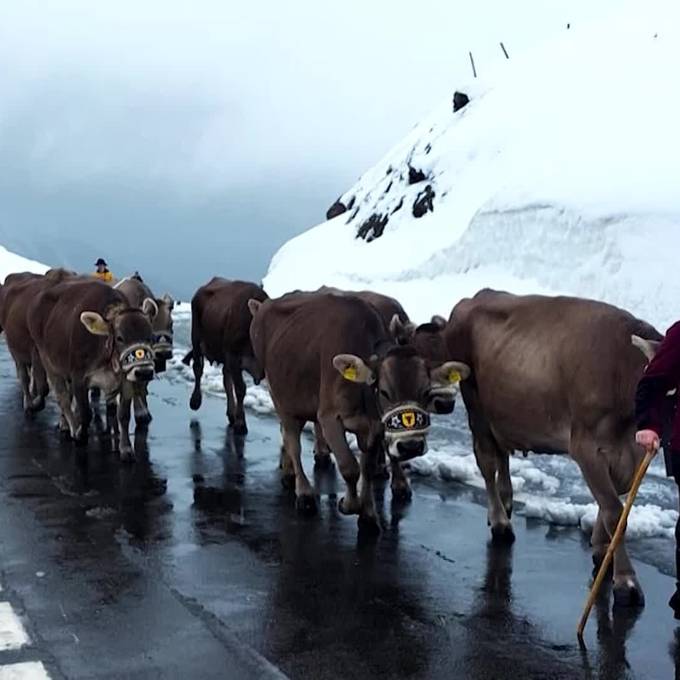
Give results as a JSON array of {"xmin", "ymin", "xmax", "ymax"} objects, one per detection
[
  {"xmin": 523, "ymin": 498, "xmax": 678, "ymax": 540},
  {"xmin": 264, "ymin": 0, "xmax": 680, "ymax": 330},
  {"xmin": 410, "ymin": 447, "xmax": 677, "ymax": 539},
  {"xmin": 0, "ymin": 245, "xmax": 48, "ymax": 283}
]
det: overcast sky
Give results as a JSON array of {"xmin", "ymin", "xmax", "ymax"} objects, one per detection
[{"xmin": 0, "ymin": 0, "xmax": 605, "ymax": 296}]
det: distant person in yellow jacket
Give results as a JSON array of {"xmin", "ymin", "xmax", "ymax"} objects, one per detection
[{"xmin": 93, "ymin": 258, "xmax": 114, "ymax": 283}]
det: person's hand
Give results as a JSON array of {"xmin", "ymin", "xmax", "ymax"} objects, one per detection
[{"xmin": 635, "ymin": 429, "xmax": 660, "ymax": 450}]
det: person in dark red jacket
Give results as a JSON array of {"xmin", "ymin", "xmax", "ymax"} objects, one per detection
[{"xmin": 635, "ymin": 321, "xmax": 680, "ymax": 616}]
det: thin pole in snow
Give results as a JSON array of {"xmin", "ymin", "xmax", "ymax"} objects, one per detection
[
  {"xmin": 500, "ymin": 42, "xmax": 509, "ymax": 59},
  {"xmin": 469, "ymin": 51, "xmax": 477, "ymax": 78}
]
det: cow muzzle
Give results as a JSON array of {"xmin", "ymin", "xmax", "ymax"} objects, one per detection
[
  {"xmin": 428, "ymin": 386, "xmax": 457, "ymax": 415},
  {"xmin": 120, "ymin": 344, "xmax": 155, "ymax": 383},
  {"xmin": 153, "ymin": 332, "xmax": 173, "ymax": 361},
  {"xmin": 382, "ymin": 403, "xmax": 430, "ymax": 462}
]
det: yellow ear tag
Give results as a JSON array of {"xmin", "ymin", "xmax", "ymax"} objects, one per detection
[
  {"xmin": 448, "ymin": 370, "xmax": 461, "ymax": 384},
  {"xmin": 343, "ymin": 366, "xmax": 358, "ymax": 381}
]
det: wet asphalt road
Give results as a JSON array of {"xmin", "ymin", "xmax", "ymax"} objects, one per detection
[{"xmin": 1, "ymin": 346, "xmax": 680, "ymax": 679}]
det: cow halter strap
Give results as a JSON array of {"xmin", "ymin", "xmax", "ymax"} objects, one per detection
[
  {"xmin": 120, "ymin": 343, "xmax": 154, "ymax": 373},
  {"xmin": 381, "ymin": 402, "xmax": 431, "ymax": 440},
  {"xmin": 152, "ymin": 331, "xmax": 173, "ymax": 347}
]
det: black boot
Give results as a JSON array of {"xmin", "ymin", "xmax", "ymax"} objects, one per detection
[{"xmin": 672, "ymin": 501, "xmax": 680, "ymax": 618}]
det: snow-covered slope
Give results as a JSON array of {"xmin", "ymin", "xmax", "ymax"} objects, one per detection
[
  {"xmin": 0, "ymin": 246, "xmax": 48, "ymax": 282},
  {"xmin": 265, "ymin": 0, "xmax": 680, "ymax": 331}
]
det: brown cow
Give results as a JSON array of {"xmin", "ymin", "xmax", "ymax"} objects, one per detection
[
  {"xmin": 414, "ymin": 288, "xmax": 662, "ymax": 605},
  {"xmin": 0, "ymin": 269, "xmax": 78, "ymax": 412},
  {"xmin": 307, "ymin": 287, "xmax": 456, "ymax": 495},
  {"xmin": 114, "ymin": 273, "xmax": 175, "ymax": 425},
  {"xmin": 309, "ymin": 286, "xmax": 413, "ymax": 464},
  {"xmin": 182, "ymin": 278, "xmax": 268, "ymax": 434},
  {"xmin": 27, "ymin": 279, "xmax": 158, "ymax": 460},
  {"xmin": 248, "ymin": 291, "xmax": 469, "ymax": 529},
  {"xmin": 115, "ymin": 273, "xmax": 175, "ymax": 365}
]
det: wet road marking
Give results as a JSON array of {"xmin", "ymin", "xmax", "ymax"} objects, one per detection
[
  {"xmin": 0, "ymin": 603, "xmax": 30, "ymax": 651},
  {"xmin": 0, "ymin": 661, "xmax": 51, "ymax": 679}
]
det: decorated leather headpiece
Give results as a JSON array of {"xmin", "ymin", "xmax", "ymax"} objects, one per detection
[{"xmin": 381, "ymin": 403, "xmax": 431, "ymax": 438}]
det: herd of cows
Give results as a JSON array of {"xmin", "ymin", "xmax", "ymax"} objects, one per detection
[{"xmin": 0, "ymin": 269, "xmax": 667, "ymax": 607}]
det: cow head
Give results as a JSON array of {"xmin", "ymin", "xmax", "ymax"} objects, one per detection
[
  {"xmin": 333, "ymin": 345, "xmax": 470, "ymax": 462},
  {"xmin": 389, "ymin": 314, "xmax": 465, "ymax": 414},
  {"xmin": 80, "ymin": 298, "xmax": 158, "ymax": 383},
  {"xmin": 151, "ymin": 293, "xmax": 175, "ymax": 366}
]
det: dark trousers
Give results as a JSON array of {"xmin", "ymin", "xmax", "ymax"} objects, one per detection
[{"xmin": 666, "ymin": 448, "xmax": 680, "ymax": 615}]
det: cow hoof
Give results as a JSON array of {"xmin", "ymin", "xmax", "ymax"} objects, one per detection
[
  {"xmin": 391, "ymin": 485, "xmax": 412, "ymax": 503},
  {"xmin": 135, "ymin": 412, "xmax": 153, "ymax": 427},
  {"xmin": 119, "ymin": 449, "xmax": 135, "ymax": 464},
  {"xmin": 338, "ymin": 496, "xmax": 360, "ymax": 516},
  {"xmin": 373, "ymin": 464, "xmax": 391, "ymax": 481},
  {"xmin": 74, "ymin": 427, "xmax": 88, "ymax": 447},
  {"xmin": 314, "ymin": 453, "xmax": 334, "ymax": 470},
  {"xmin": 357, "ymin": 514, "xmax": 381, "ymax": 535},
  {"xmin": 281, "ymin": 474, "xmax": 296, "ymax": 491},
  {"xmin": 31, "ymin": 397, "xmax": 46, "ymax": 413},
  {"xmin": 231, "ymin": 423, "xmax": 248, "ymax": 436},
  {"xmin": 189, "ymin": 393, "xmax": 202, "ymax": 411},
  {"xmin": 491, "ymin": 524, "xmax": 515, "ymax": 544},
  {"xmin": 295, "ymin": 494, "xmax": 318, "ymax": 516},
  {"xmin": 669, "ymin": 588, "xmax": 680, "ymax": 617},
  {"xmin": 613, "ymin": 579, "xmax": 645, "ymax": 608}
]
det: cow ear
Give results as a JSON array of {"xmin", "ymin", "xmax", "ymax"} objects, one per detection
[
  {"xmin": 431, "ymin": 315, "xmax": 447, "ymax": 330},
  {"xmin": 142, "ymin": 297, "xmax": 159, "ymax": 320},
  {"xmin": 80, "ymin": 311, "xmax": 110, "ymax": 336},
  {"xmin": 389, "ymin": 314, "xmax": 416, "ymax": 345},
  {"xmin": 248, "ymin": 299, "xmax": 262, "ymax": 317},
  {"xmin": 332, "ymin": 354, "xmax": 375, "ymax": 384},
  {"xmin": 430, "ymin": 361, "xmax": 470, "ymax": 386},
  {"xmin": 161, "ymin": 293, "xmax": 175, "ymax": 310},
  {"xmin": 631, "ymin": 334, "xmax": 659, "ymax": 362}
]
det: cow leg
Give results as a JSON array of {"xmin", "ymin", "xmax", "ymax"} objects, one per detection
[
  {"xmin": 356, "ymin": 433, "xmax": 381, "ymax": 532},
  {"xmin": 572, "ymin": 433, "xmax": 643, "ymax": 607},
  {"xmin": 49, "ymin": 375, "xmax": 79, "ymax": 440},
  {"xmin": 313, "ymin": 422, "xmax": 333, "ymax": 469},
  {"xmin": 222, "ymin": 364, "xmax": 238, "ymax": 427},
  {"xmin": 281, "ymin": 417, "xmax": 317, "ymax": 515},
  {"xmin": 29, "ymin": 349, "xmax": 48, "ymax": 412},
  {"xmin": 15, "ymin": 362, "xmax": 32, "ymax": 413},
  {"xmin": 497, "ymin": 451, "xmax": 513, "ymax": 519},
  {"xmin": 319, "ymin": 416, "xmax": 361, "ymax": 516},
  {"xmin": 473, "ymin": 433, "xmax": 514, "ymax": 543},
  {"xmin": 278, "ymin": 422, "xmax": 295, "ymax": 488},
  {"xmin": 133, "ymin": 385, "xmax": 152, "ymax": 427},
  {"xmin": 230, "ymin": 361, "xmax": 248, "ymax": 435},
  {"xmin": 117, "ymin": 382, "xmax": 135, "ymax": 462},
  {"xmin": 591, "ymin": 509, "xmax": 611, "ymax": 576},
  {"xmin": 71, "ymin": 378, "xmax": 91, "ymax": 444},
  {"xmin": 189, "ymin": 351, "xmax": 204, "ymax": 411},
  {"xmin": 106, "ymin": 395, "xmax": 119, "ymax": 436},
  {"xmin": 390, "ymin": 457, "xmax": 412, "ymax": 502}
]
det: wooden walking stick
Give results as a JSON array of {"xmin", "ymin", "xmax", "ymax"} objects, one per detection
[{"xmin": 576, "ymin": 445, "xmax": 657, "ymax": 641}]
